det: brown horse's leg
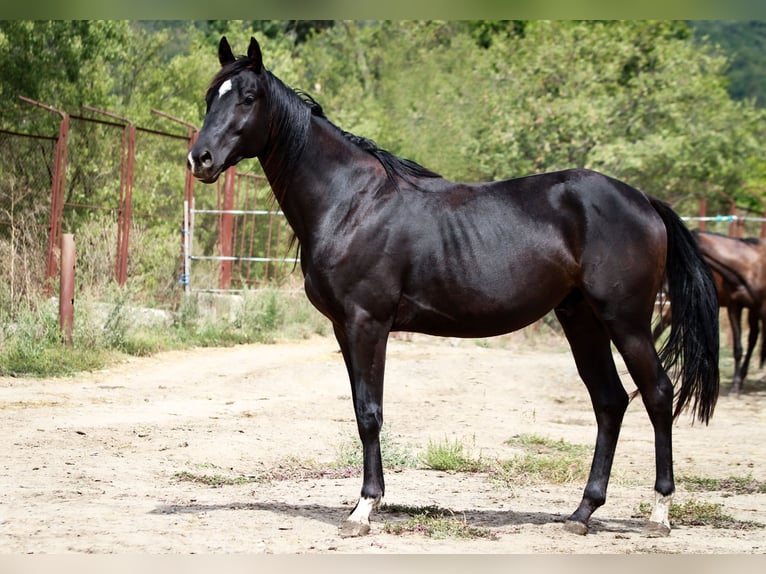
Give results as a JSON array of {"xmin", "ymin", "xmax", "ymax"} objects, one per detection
[
  {"xmin": 737, "ymin": 307, "xmax": 759, "ymax": 394},
  {"xmin": 727, "ymin": 304, "xmax": 745, "ymax": 393},
  {"xmin": 554, "ymin": 295, "xmax": 629, "ymax": 535},
  {"xmin": 332, "ymin": 322, "xmax": 389, "ymax": 537}
]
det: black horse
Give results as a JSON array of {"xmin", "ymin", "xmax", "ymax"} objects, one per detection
[{"xmin": 188, "ymin": 36, "xmax": 720, "ymax": 538}]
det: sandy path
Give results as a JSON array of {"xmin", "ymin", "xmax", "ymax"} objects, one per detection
[{"xmin": 1, "ymin": 334, "xmax": 764, "ymax": 553}]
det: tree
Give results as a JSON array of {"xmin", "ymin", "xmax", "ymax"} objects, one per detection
[{"xmin": 294, "ymin": 20, "xmax": 765, "ymax": 211}]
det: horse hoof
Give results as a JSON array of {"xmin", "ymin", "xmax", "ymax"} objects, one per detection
[
  {"xmin": 642, "ymin": 521, "xmax": 671, "ymax": 538},
  {"xmin": 339, "ymin": 520, "xmax": 371, "ymax": 538},
  {"xmin": 563, "ymin": 520, "xmax": 589, "ymax": 535}
]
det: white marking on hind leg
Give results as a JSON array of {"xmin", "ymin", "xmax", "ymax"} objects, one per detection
[
  {"xmin": 650, "ymin": 490, "xmax": 672, "ymax": 528},
  {"xmin": 339, "ymin": 496, "xmax": 381, "ymax": 537},
  {"xmin": 643, "ymin": 490, "xmax": 672, "ymax": 537},
  {"xmin": 347, "ymin": 496, "xmax": 379, "ymax": 525}
]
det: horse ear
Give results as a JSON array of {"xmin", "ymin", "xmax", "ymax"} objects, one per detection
[
  {"xmin": 218, "ymin": 36, "xmax": 236, "ymax": 67},
  {"xmin": 247, "ymin": 36, "xmax": 263, "ymax": 73}
]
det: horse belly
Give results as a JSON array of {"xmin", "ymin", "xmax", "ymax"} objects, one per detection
[{"xmin": 394, "ymin": 272, "xmax": 571, "ymax": 338}]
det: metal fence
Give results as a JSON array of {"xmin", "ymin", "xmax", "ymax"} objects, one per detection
[
  {"xmin": 4, "ymin": 94, "xmax": 766, "ymax": 304},
  {"xmin": 182, "ymin": 168, "xmax": 298, "ymax": 294},
  {"xmin": 1, "ymin": 96, "xmax": 300, "ymax": 305}
]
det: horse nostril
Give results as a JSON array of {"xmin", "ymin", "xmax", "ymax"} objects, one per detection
[{"xmin": 200, "ymin": 150, "xmax": 213, "ymax": 169}]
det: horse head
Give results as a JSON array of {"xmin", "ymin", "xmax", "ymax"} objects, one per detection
[{"xmin": 188, "ymin": 36, "xmax": 270, "ymax": 183}]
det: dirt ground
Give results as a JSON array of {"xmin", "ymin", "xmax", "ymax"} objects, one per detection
[{"xmin": 1, "ymin": 331, "xmax": 765, "ymax": 554}]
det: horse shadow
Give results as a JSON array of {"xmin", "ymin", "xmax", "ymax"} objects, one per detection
[{"xmin": 149, "ymin": 500, "xmax": 646, "ymax": 535}]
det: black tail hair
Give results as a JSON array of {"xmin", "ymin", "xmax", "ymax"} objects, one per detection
[{"xmin": 651, "ymin": 198, "xmax": 720, "ymax": 423}]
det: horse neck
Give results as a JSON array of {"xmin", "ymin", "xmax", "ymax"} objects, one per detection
[{"xmin": 259, "ymin": 110, "xmax": 381, "ymax": 246}]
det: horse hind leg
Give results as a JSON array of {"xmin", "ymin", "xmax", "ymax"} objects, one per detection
[
  {"xmin": 736, "ymin": 307, "xmax": 759, "ymax": 394},
  {"xmin": 554, "ymin": 294, "xmax": 629, "ymax": 535},
  {"xmin": 727, "ymin": 304, "xmax": 745, "ymax": 393},
  {"xmin": 606, "ymin": 318, "xmax": 676, "ymax": 537}
]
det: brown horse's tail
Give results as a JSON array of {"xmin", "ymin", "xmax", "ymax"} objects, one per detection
[{"xmin": 650, "ymin": 198, "xmax": 720, "ymax": 424}]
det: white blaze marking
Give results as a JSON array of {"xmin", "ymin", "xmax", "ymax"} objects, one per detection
[
  {"xmin": 346, "ymin": 496, "xmax": 379, "ymax": 525},
  {"xmin": 218, "ymin": 79, "xmax": 233, "ymax": 98},
  {"xmin": 649, "ymin": 490, "xmax": 672, "ymax": 528}
]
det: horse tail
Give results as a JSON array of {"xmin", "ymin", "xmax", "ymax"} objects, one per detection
[{"xmin": 650, "ymin": 198, "xmax": 720, "ymax": 424}]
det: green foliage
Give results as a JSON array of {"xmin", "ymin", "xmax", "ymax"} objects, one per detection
[
  {"xmin": 0, "ymin": 286, "xmax": 326, "ymax": 377},
  {"xmin": 173, "ymin": 470, "xmax": 258, "ymax": 487},
  {"xmin": 636, "ymin": 499, "xmax": 763, "ymax": 530},
  {"xmin": 4, "ymin": 19, "xmax": 766, "ymax": 349},
  {"xmin": 333, "ymin": 428, "xmax": 419, "ymax": 471},
  {"xmin": 678, "ymin": 474, "xmax": 766, "ymax": 495},
  {"xmin": 689, "ymin": 21, "xmax": 766, "ymax": 107},
  {"xmin": 287, "ymin": 20, "xmax": 765, "ymax": 211},
  {"xmin": 0, "ymin": 20, "xmax": 130, "ymax": 115},
  {"xmin": 0, "ymin": 298, "xmax": 119, "ymax": 376},
  {"xmin": 382, "ymin": 505, "xmax": 498, "ymax": 540},
  {"xmin": 421, "ymin": 436, "xmax": 486, "ymax": 472},
  {"xmin": 495, "ymin": 434, "xmax": 591, "ymax": 486}
]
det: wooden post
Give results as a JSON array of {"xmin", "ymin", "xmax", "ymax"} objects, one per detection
[
  {"xmin": 698, "ymin": 197, "xmax": 707, "ymax": 231},
  {"xmin": 59, "ymin": 233, "xmax": 75, "ymax": 345}
]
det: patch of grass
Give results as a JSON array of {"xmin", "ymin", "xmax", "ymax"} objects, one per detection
[
  {"xmin": 255, "ymin": 456, "xmax": 359, "ymax": 482},
  {"xmin": 333, "ymin": 428, "xmax": 419, "ymax": 471},
  {"xmin": 493, "ymin": 433, "xmax": 590, "ymax": 486},
  {"xmin": 0, "ymin": 286, "xmax": 328, "ymax": 377},
  {"xmin": 0, "ymin": 340, "xmax": 119, "ymax": 377},
  {"xmin": 678, "ymin": 474, "xmax": 766, "ymax": 495},
  {"xmin": 636, "ymin": 499, "xmax": 763, "ymax": 530},
  {"xmin": 421, "ymin": 436, "xmax": 487, "ymax": 472},
  {"xmin": 380, "ymin": 504, "xmax": 497, "ymax": 540},
  {"xmin": 173, "ymin": 470, "xmax": 259, "ymax": 487},
  {"xmin": 177, "ymin": 457, "xmax": 363, "ymax": 487}
]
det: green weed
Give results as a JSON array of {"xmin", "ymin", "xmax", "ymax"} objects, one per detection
[
  {"xmin": 0, "ymin": 287, "xmax": 328, "ymax": 377},
  {"xmin": 421, "ymin": 436, "xmax": 486, "ymax": 472},
  {"xmin": 493, "ymin": 433, "xmax": 590, "ymax": 486},
  {"xmin": 333, "ymin": 428, "xmax": 419, "ymax": 471},
  {"xmin": 678, "ymin": 474, "xmax": 766, "ymax": 495},
  {"xmin": 636, "ymin": 498, "xmax": 763, "ymax": 530},
  {"xmin": 173, "ymin": 470, "xmax": 258, "ymax": 487},
  {"xmin": 381, "ymin": 504, "xmax": 497, "ymax": 540}
]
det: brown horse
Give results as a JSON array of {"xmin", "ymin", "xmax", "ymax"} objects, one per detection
[
  {"xmin": 692, "ymin": 231, "xmax": 766, "ymax": 393},
  {"xmin": 654, "ymin": 266, "xmax": 761, "ymax": 394},
  {"xmin": 188, "ymin": 36, "xmax": 719, "ymax": 538}
]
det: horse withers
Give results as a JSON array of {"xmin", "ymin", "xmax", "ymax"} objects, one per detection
[{"xmin": 188, "ymin": 36, "xmax": 720, "ymax": 538}]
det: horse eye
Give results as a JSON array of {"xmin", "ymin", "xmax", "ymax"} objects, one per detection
[{"xmin": 243, "ymin": 94, "xmax": 256, "ymax": 105}]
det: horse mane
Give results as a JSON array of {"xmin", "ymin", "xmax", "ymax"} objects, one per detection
[
  {"xmin": 209, "ymin": 56, "xmax": 441, "ymax": 192},
  {"xmin": 293, "ymin": 90, "xmax": 443, "ymax": 190}
]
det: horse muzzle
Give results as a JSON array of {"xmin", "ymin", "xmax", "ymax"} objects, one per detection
[{"xmin": 187, "ymin": 149, "xmax": 223, "ymax": 183}]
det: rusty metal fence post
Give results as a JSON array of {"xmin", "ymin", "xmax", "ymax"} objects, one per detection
[
  {"xmin": 59, "ymin": 233, "xmax": 75, "ymax": 345},
  {"xmin": 151, "ymin": 109, "xmax": 198, "ymax": 294},
  {"xmin": 82, "ymin": 106, "xmax": 136, "ymax": 286},
  {"xmin": 19, "ymin": 97, "xmax": 69, "ymax": 289}
]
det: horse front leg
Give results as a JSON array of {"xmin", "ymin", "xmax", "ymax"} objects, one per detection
[{"xmin": 333, "ymin": 322, "xmax": 389, "ymax": 537}]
